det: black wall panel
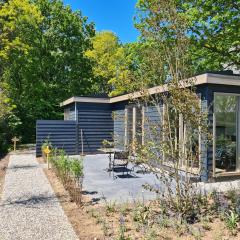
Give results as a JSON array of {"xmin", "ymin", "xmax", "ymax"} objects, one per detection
[
  {"xmin": 77, "ymin": 103, "xmax": 114, "ymax": 153},
  {"xmin": 36, "ymin": 120, "xmax": 77, "ymax": 157}
]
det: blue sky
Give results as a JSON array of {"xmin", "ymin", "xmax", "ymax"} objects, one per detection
[{"xmin": 63, "ymin": 0, "xmax": 139, "ymax": 43}]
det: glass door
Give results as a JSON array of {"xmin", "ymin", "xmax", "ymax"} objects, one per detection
[{"xmin": 214, "ymin": 94, "xmax": 239, "ymax": 174}]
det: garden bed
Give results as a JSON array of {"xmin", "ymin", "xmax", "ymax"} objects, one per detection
[
  {"xmin": 40, "ymin": 153, "xmax": 240, "ymax": 239},
  {"xmin": 42, "ymin": 162, "xmax": 104, "ymax": 240}
]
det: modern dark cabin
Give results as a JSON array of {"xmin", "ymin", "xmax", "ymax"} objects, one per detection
[{"xmin": 36, "ymin": 72, "xmax": 240, "ymax": 181}]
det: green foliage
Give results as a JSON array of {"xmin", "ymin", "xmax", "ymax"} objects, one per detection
[
  {"xmin": 70, "ymin": 158, "xmax": 83, "ymax": 178},
  {"xmin": 224, "ymin": 210, "xmax": 239, "ymax": 232},
  {"xmin": 47, "ymin": 147, "xmax": 84, "ymax": 205},
  {"xmin": 132, "ymin": 202, "xmax": 150, "ymax": 225},
  {"xmin": 0, "ymin": 0, "xmax": 95, "ymax": 143},
  {"xmin": 85, "ymin": 31, "xmax": 130, "ymax": 96},
  {"xmin": 135, "ymin": 0, "xmax": 240, "ymax": 74},
  {"xmin": 0, "ymin": 82, "xmax": 20, "ymax": 152},
  {"xmin": 184, "ymin": 0, "xmax": 240, "ymax": 72},
  {"xmin": 118, "ymin": 215, "xmax": 129, "ymax": 240},
  {"xmin": 0, "ymin": 82, "xmax": 15, "ymax": 119},
  {"xmin": 104, "ymin": 200, "xmax": 117, "ymax": 215}
]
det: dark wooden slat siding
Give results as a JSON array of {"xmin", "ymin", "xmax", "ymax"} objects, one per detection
[
  {"xmin": 113, "ymin": 110, "xmax": 125, "ymax": 149},
  {"xmin": 77, "ymin": 103, "xmax": 114, "ymax": 153},
  {"xmin": 144, "ymin": 105, "xmax": 162, "ymax": 143},
  {"xmin": 36, "ymin": 120, "xmax": 77, "ymax": 157}
]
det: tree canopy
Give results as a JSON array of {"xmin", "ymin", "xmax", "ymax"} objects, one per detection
[
  {"xmin": 85, "ymin": 31, "xmax": 130, "ymax": 96},
  {"xmin": 135, "ymin": 0, "xmax": 240, "ymax": 76},
  {"xmin": 0, "ymin": 0, "xmax": 95, "ymax": 142}
]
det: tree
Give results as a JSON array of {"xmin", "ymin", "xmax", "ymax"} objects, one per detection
[
  {"xmin": 185, "ymin": 0, "xmax": 240, "ymax": 72},
  {"xmin": 122, "ymin": 0, "xmax": 210, "ymax": 220},
  {"xmin": 85, "ymin": 31, "xmax": 129, "ymax": 96},
  {"xmin": 0, "ymin": 83, "xmax": 13, "ymax": 119},
  {"xmin": 0, "ymin": 82, "xmax": 20, "ymax": 152},
  {"xmin": 0, "ymin": 0, "xmax": 95, "ymax": 142},
  {"xmin": 135, "ymin": 0, "xmax": 239, "ymax": 75}
]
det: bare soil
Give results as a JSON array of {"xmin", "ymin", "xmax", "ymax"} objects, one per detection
[{"xmin": 0, "ymin": 154, "xmax": 9, "ymax": 197}]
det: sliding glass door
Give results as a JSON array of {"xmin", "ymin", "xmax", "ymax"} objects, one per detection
[{"xmin": 214, "ymin": 94, "xmax": 239, "ymax": 174}]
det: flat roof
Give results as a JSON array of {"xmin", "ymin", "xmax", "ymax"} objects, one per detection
[{"xmin": 60, "ymin": 73, "xmax": 240, "ymax": 107}]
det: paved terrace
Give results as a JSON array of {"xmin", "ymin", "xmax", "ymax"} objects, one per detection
[
  {"xmin": 78, "ymin": 154, "xmax": 240, "ymax": 203},
  {"xmin": 79, "ymin": 154, "xmax": 159, "ymax": 203}
]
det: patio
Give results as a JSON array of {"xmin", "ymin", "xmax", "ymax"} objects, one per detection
[{"xmin": 75, "ymin": 154, "xmax": 159, "ymax": 203}]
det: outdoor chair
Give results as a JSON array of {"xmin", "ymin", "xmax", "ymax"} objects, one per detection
[{"xmin": 111, "ymin": 151, "xmax": 130, "ymax": 179}]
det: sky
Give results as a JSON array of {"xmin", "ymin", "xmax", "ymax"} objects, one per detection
[{"xmin": 63, "ymin": 0, "xmax": 139, "ymax": 43}]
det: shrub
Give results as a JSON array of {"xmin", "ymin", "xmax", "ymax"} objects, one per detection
[{"xmin": 45, "ymin": 147, "xmax": 84, "ymax": 206}]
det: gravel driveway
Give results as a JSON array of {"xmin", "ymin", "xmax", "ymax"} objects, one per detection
[{"xmin": 0, "ymin": 153, "xmax": 78, "ymax": 240}]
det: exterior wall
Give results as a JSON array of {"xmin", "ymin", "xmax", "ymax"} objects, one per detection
[
  {"xmin": 195, "ymin": 85, "xmax": 211, "ymax": 181},
  {"xmin": 112, "ymin": 100, "xmax": 129, "ymax": 149},
  {"xmin": 36, "ymin": 120, "xmax": 78, "ymax": 157},
  {"xmin": 76, "ymin": 102, "xmax": 113, "ymax": 153},
  {"xmin": 38, "ymin": 78, "xmax": 240, "ymax": 182},
  {"xmin": 199, "ymin": 84, "xmax": 240, "ymax": 181},
  {"xmin": 144, "ymin": 104, "xmax": 162, "ymax": 143},
  {"xmin": 64, "ymin": 103, "xmax": 76, "ymax": 120},
  {"xmin": 113, "ymin": 110, "xmax": 125, "ymax": 149}
]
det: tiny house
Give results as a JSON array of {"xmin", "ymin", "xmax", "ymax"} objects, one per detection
[{"xmin": 37, "ymin": 72, "xmax": 240, "ymax": 181}]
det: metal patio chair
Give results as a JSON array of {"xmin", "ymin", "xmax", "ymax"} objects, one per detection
[{"xmin": 111, "ymin": 151, "xmax": 130, "ymax": 179}]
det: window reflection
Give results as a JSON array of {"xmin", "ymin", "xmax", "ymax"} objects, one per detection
[{"xmin": 215, "ymin": 95, "xmax": 237, "ymax": 173}]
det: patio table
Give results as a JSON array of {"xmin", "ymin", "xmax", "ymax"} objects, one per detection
[{"xmin": 98, "ymin": 148, "xmax": 124, "ymax": 175}]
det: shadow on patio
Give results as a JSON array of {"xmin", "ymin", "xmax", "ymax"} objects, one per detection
[{"xmin": 73, "ymin": 154, "xmax": 159, "ymax": 203}]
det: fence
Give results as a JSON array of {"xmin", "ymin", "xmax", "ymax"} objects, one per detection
[{"xmin": 36, "ymin": 120, "xmax": 78, "ymax": 157}]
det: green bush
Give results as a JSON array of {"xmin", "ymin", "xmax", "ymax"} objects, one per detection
[
  {"xmin": 70, "ymin": 158, "xmax": 83, "ymax": 179},
  {"xmin": 44, "ymin": 146, "xmax": 84, "ymax": 205}
]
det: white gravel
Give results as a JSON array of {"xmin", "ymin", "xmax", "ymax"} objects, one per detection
[{"xmin": 0, "ymin": 153, "xmax": 79, "ymax": 240}]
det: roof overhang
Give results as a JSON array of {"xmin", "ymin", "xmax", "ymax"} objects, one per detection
[
  {"xmin": 60, "ymin": 73, "xmax": 240, "ymax": 107},
  {"xmin": 60, "ymin": 96, "xmax": 110, "ymax": 107}
]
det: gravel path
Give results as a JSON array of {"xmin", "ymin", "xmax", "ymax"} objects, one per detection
[{"xmin": 0, "ymin": 153, "xmax": 78, "ymax": 240}]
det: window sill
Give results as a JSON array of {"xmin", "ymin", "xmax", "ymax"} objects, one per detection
[{"xmin": 215, "ymin": 171, "xmax": 240, "ymax": 177}]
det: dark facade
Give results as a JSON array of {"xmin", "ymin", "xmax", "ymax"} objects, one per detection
[
  {"xmin": 76, "ymin": 102, "xmax": 113, "ymax": 153},
  {"xmin": 36, "ymin": 120, "xmax": 78, "ymax": 157},
  {"xmin": 36, "ymin": 73, "xmax": 240, "ymax": 182}
]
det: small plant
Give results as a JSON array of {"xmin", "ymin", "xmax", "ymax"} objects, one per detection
[
  {"xmin": 189, "ymin": 226, "xmax": 202, "ymax": 240},
  {"xmin": 145, "ymin": 228, "xmax": 158, "ymax": 240},
  {"xmin": 201, "ymin": 219, "xmax": 211, "ymax": 231},
  {"xmin": 48, "ymin": 148, "xmax": 84, "ymax": 205},
  {"xmin": 175, "ymin": 220, "xmax": 189, "ymax": 237},
  {"xmin": 132, "ymin": 202, "xmax": 150, "ymax": 225},
  {"xmin": 41, "ymin": 138, "xmax": 52, "ymax": 149},
  {"xmin": 104, "ymin": 200, "xmax": 117, "ymax": 215},
  {"xmin": 158, "ymin": 215, "xmax": 171, "ymax": 229},
  {"xmin": 70, "ymin": 158, "xmax": 83, "ymax": 178},
  {"xmin": 118, "ymin": 215, "xmax": 130, "ymax": 240},
  {"xmin": 41, "ymin": 138, "xmax": 53, "ymax": 162},
  {"xmin": 225, "ymin": 189, "xmax": 239, "ymax": 213},
  {"xmin": 101, "ymin": 218, "xmax": 111, "ymax": 237},
  {"xmin": 88, "ymin": 208, "xmax": 98, "ymax": 218},
  {"xmin": 224, "ymin": 210, "xmax": 239, "ymax": 233},
  {"xmin": 120, "ymin": 202, "xmax": 130, "ymax": 217}
]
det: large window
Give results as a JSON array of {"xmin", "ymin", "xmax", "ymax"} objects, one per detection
[{"xmin": 214, "ymin": 94, "xmax": 239, "ymax": 174}]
